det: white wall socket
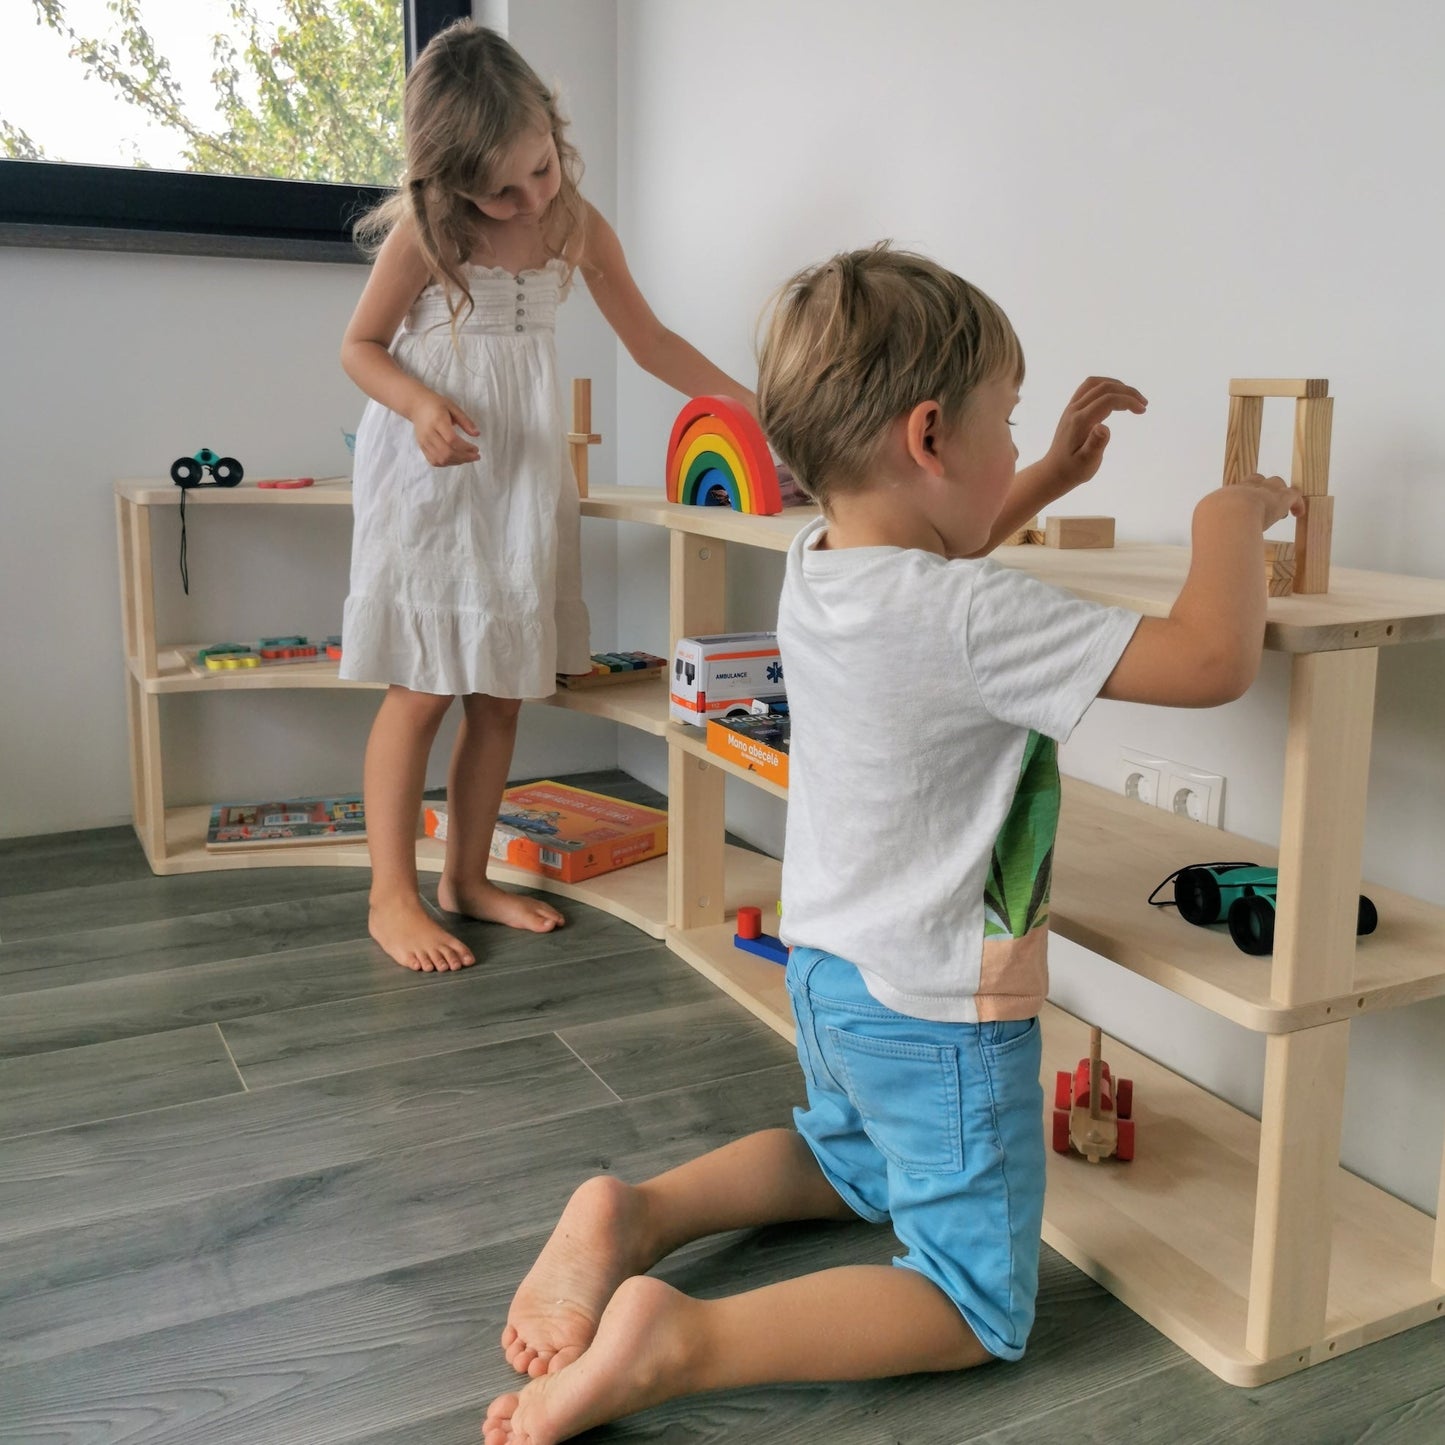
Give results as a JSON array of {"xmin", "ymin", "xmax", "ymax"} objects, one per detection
[{"xmin": 1117, "ymin": 749, "xmax": 1225, "ymax": 826}]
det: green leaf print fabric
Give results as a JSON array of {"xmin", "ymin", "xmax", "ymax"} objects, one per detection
[{"xmin": 983, "ymin": 730, "xmax": 1059, "ymax": 939}]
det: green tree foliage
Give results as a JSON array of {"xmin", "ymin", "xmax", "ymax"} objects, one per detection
[{"xmin": 4, "ymin": 0, "xmax": 403, "ymax": 184}]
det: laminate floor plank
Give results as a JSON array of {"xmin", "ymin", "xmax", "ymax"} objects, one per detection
[
  {"xmin": 0, "ymin": 910, "xmax": 647, "ymax": 1061},
  {"xmin": 0, "ymin": 1038, "xmax": 798, "ymax": 1245},
  {"xmin": 559, "ymin": 996, "xmax": 798, "ymax": 1099},
  {"xmin": 0, "ymin": 1032, "xmax": 617, "ymax": 1366},
  {"xmin": 0, "ymin": 824, "xmax": 153, "ymax": 900},
  {"xmin": 964, "ymin": 1315, "xmax": 1445, "ymax": 1445},
  {"xmin": 220, "ymin": 943, "xmax": 720, "ymax": 1089},
  {"xmin": 0, "ymin": 891, "xmax": 374, "ymax": 995},
  {"xmin": 0, "ymin": 865, "xmax": 372, "ymax": 943},
  {"xmin": 0, "ymin": 1024, "xmax": 244, "ymax": 1141}
]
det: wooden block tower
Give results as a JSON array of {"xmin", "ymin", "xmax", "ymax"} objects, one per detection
[{"xmin": 1223, "ymin": 378, "xmax": 1335, "ymax": 595}]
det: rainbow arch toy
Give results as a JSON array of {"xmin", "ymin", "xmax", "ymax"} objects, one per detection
[{"xmin": 665, "ymin": 396, "xmax": 784, "ymax": 516}]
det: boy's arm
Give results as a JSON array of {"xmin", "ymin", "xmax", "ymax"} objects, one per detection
[
  {"xmin": 972, "ymin": 376, "xmax": 1148, "ymax": 554},
  {"xmin": 578, "ymin": 202, "xmax": 757, "ymax": 415},
  {"xmin": 340, "ymin": 221, "xmax": 481, "ymax": 467},
  {"xmin": 1100, "ymin": 474, "xmax": 1304, "ymax": 707}
]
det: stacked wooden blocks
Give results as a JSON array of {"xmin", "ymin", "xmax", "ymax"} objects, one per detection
[{"xmin": 1224, "ymin": 378, "xmax": 1334, "ymax": 595}]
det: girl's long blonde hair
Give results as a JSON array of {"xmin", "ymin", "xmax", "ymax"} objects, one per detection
[{"xmin": 356, "ymin": 21, "xmax": 585, "ymax": 328}]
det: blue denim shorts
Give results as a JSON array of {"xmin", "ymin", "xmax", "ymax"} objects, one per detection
[{"xmin": 785, "ymin": 946, "xmax": 1046, "ymax": 1361}]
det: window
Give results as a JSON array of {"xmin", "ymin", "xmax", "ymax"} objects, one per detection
[{"xmin": 0, "ymin": 1, "xmax": 473, "ymax": 260}]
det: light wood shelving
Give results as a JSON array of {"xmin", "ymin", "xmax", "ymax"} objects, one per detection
[{"xmin": 116, "ymin": 477, "xmax": 1445, "ymax": 1388}]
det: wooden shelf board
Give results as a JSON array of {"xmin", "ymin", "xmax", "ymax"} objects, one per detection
[
  {"xmin": 150, "ymin": 807, "xmax": 777, "ymax": 944},
  {"xmin": 582, "ymin": 486, "xmax": 818, "ymax": 553},
  {"xmin": 539, "ymin": 674, "xmax": 672, "ymax": 736},
  {"xmin": 670, "ymin": 765, "xmax": 1445, "ymax": 1030},
  {"xmin": 994, "ymin": 541, "xmax": 1445, "ymax": 654},
  {"xmin": 115, "ymin": 478, "xmax": 353, "ymax": 506},
  {"xmin": 668, "ymin": 723, "xmax": 789, "ymax": 800},
  {"xmin": 134, "ymin": 648, "xmax": 378, "ymax": 694},
  {"xmin": 1039, "ymin": 1004, "xmax": 1442, "ymax": 1386},
  {"xmin": 583, "ymin": 488, "xmax": 1445, "ymax": 653},
  {"xmin": 666, "ymin": 919, "xmax": 792, "ymax": 1039},
  {"xmin": 1055, "ymin": 779, "xmax": 1445, "ymax": 1031}
]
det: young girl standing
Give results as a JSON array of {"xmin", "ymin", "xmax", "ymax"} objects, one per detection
[{"xmin": 341, "ymin": 22, "xmax": 752, "ymax": 973}]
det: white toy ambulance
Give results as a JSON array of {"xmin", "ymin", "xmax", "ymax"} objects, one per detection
[{"xmin": 669, "ymin": 632, "xmax": 784, "ymax": 724}]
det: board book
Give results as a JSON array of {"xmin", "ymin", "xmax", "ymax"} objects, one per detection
[
  {"xmin": 205, "ymin": 795, "xmax": 365, "ymax": 850},
  {"xmin": 706, "ymin": 712, "xmax": 790, "ymax": 788},
  {"xmin": 424, "ymin": 781, "xmax": 666, "ymax": 883}
]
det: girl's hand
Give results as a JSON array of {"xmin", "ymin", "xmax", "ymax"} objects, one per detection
[
  {"xmin": 410, "ymin": 392, "xmax": 481, "ymax": 467},
  {"xmin": 1042, "ymin": 376, "xmax": 1148, "ymax": 491}
]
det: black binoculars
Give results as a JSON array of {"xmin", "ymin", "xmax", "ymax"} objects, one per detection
[{"xmin": 1155, "ymin": 863, "xmax": 1378, "ymax": 957}]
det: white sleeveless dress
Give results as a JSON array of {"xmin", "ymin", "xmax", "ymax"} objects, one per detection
[{"xmin": 340, "ymin": 258, "xmax": 591, "ymax": 697}]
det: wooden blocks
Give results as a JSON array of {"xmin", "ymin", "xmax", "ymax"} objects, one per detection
[
  {"xmin": 1264, "ymin": 540, "xmax": 1296, "ymax": 597},
  {"xmin": 1228, "ymin": 378, "xmax": 1329, "ymax": 398},
  {"xmin": 1003, "ymin": 513, "xmax": 1043, "ymax": 546},
  {"xmin": 1225, "ymin": 379, "xmax": 1334, "ymax": 595},
  {"xmin": 1295, "ymin": 495, "xmax": 1334, "ymax": 595},
  {"xmin": 567, "ymin": 377, "xmax": 601, "ymax": 499},
  {"xmin": 1045, "ymin": 515, "xmax": 1115, "ymax": 550},
  {"xmin": 1223, "ymin": 395, "xmax": 1263, "ymax": 486}
]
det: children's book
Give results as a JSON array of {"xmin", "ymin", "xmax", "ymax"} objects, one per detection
[
  {"xmin": 425, "ymin": 781, "xmax": 666, "ymax": 883},
  {"xmin": 706, "ymin": 712, "xmax": 791, "ymax": 788},
  {"xmin": 205, "ymin": 795, "xmax": 366, "ymax": 850}
]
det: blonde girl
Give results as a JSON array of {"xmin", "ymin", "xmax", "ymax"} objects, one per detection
[{"xmin": 341, "ymin": 22, "xmax": 752, "ymax": 972}]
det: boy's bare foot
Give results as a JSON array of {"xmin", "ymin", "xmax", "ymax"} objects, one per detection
[
  {"xmin": 502, "ymin": 1176, "xmax": 652, "ymax": 1377},
  {"xmin": 369, "ymin": 894, "xmax": 475, "ymax": 972},
  {"xmin": 484, "ymin": 1276, "xmax": 692, "ymax": 1444},
  {"xmin": 438, "ymin": 877, "xmax": 565, "ymax": 933}
]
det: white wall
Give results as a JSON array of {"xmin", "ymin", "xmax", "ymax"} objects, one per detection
[
  {"xmin": 0, "ymin": 0, "xmax": 621, "ymax": 838},
  {"xmin": 614, "ymin": 0, "xmax": 1445, "ymax": 1212}
]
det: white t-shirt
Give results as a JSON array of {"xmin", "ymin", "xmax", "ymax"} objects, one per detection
[{"xmin": 778, "ymin": 517, "xmax": 1141, "ymax": 1023}]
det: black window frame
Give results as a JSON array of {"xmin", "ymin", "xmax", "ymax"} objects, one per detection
[{"xmin": 0, "ymin": 0, "xmax": 471, "ymax": 263}]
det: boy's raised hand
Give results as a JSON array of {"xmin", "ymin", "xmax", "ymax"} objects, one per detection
[
  {"xmin": 1042, "ymin": 376, "xmax": 1148, "ymax": 490},
  {"xmin": 411, "ymin": 391, "xmax": 482, "ymax": 467}
]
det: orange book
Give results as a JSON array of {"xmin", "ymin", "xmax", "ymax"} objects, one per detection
[{"xmin": 706, "ymin": 714, "xmax": 790, "ymax": 788}]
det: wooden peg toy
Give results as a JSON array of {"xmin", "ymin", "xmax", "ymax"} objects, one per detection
[
  {"xmin": 1052, "ymin": 1025, "xmax": 1135, "ymax": 1162},
  {"xmin": 567, "ymin": 378, "xmax": 602, "ymax": 499}
]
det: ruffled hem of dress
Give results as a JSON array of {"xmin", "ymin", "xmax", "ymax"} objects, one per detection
[{"xmin": 339, "ymin": 594, "xmax": 584, "ymax": 699}]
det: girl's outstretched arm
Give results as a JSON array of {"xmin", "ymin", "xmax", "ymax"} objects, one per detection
[
  {"xmin": 579, "ymin": 203, "xmax": 756, "ymax": 415},
  {"xmin": 341, "ymin": 220, "xmax": 481, "ymax": 467}
]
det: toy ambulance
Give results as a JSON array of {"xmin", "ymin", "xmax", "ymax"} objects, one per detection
[{"xmin": 669, "ymin": 631, "xmax": 784, "ymax": 724}]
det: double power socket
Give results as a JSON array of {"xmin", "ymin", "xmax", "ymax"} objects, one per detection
[{"xmin": 1118, "ymin": 748, "xmax": 1225, "ymax": 827}]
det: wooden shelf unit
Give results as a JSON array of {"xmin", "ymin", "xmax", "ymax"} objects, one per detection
[{"xmin": 116, "ymin": 478, "xmax": 1445, "ymax": 1387}]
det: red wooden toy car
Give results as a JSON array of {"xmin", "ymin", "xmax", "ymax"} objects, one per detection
[{"xmin": 1052, "ymin": 1027, "xmax": 1135, "ymax": 1162}]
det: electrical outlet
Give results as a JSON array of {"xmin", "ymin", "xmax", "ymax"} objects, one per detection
[
  {"xmin": 1117, "ymin": 749, "xmax": 1225, "ymax": 826},
  {"xmin": 1117, "ymin": 748, "xmax": 1163, "ymax": 808},
  {"xmin": 1163, "ymin": 765, "xmax": 1225, "ymax": 826}
]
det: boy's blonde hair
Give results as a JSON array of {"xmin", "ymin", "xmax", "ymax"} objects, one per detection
[
  {"xmin": 356, "ymin": 22, "xmax": 585, "ymax": 329},
  {"xmin": 758, "ymin": 243, "xmax": 1024, "ymax": 508}
]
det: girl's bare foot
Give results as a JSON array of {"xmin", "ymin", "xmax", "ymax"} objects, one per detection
[
  {"xmin": 369, "ymin": 893, "xmax": 475, "ymax": 972},
  {"xmin": 438, "ymin": 877, "xmax": 565, "ymax": 933},
  {"xmin": 484, "ymin": 1276, "xmax": 693, "ymax": 1444},
  {"xmin": 502, "ymin": 1176, "xmax": 652, "ymax": 1377}
]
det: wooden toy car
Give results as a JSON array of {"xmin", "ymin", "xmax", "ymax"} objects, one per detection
[{"xmin": 1052, "ymin": 1026, "xmax": 1134, "ymax": 1162}]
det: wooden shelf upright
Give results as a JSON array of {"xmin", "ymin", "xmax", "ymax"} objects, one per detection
[{"xmin": 116, "ymin": 476, "xmax": 1445, "ymax": 1387}]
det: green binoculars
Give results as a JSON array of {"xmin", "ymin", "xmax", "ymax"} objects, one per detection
[{"xmin": 1157, "ymin": 863, "xmax": 1378, "ymax": 957}]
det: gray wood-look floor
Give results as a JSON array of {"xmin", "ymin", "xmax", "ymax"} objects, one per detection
[{"xmin": 1, "ymin": 770, "xmax": 1439, "ymax": 1445}]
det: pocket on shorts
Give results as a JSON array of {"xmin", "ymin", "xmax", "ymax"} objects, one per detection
[
  {"xmin": 980, "ymin": 1017, "xmax": 1040, "ymax": 1055},
  {"xmin": 826, "ymin": 1029, "xmax": 963, "ymax": 1174}
]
